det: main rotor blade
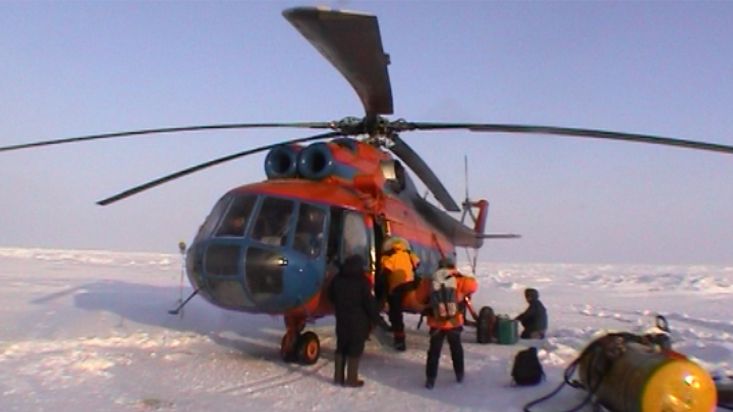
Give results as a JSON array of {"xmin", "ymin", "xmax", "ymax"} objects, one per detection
[
  {"xmin": 390, "ymin": 135, "xmax": 460, "ymax": 212},
  {"xmin": 97, "ymin": 131, "xmax": 342, "ymax": 206},
  {"xmin": 0, "ymin": 122, "xmax": 333, "ymax": 153},
  {"xmin": 283, "ymin": 7, "xmax": 393, "ymax": 116},
  {"xmin": 407, "ymin": 122, "xmax": 733, "ymax": 155}
]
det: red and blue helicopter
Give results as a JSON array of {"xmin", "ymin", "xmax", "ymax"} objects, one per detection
[{"xmin": 2, "ymin": 7, "xmax": 732, "ymax": 365}]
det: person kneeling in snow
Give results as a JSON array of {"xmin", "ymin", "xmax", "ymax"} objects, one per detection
[
  {"xmin": 416, "ymin": 257, "xmax": 477, "ymax": 389},
  {"xmin": 515, "ymin": 288, "xmax": 548, "ymax": 339}
]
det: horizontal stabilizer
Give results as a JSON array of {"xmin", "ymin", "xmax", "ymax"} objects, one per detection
[{"xmin": 478, "ymin": 234, "xmax": 521, "ymax": 239}]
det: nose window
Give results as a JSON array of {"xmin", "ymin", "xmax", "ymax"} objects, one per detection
[
  {"xmin": 204, "ymin": 244, "xmax": 240, "ymax": 276},
  {"xmin": 245, "ymin": 247, "xmax": 284, "ymax": 298}
]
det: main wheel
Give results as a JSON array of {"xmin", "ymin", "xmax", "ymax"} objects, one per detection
[
  {"xmin": 476, "ymin": 306, "xmax": 496, "ymax": 344},
  {"xmin": 296, "ymin": 331, "xmax": 320, "ymax": 365}
]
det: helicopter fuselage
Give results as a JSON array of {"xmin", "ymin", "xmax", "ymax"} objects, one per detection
[{"xmin": 185, "ymin": 172, "xmax": 457, "ymax": 321}]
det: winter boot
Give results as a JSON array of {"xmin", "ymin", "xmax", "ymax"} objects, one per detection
[
  {"xmin": 333, "ymin": 354, "xmax": 345, "ymax": 385},
  {"xmin": 393, "ymin": 333, "xmax": 406, "ymax": 351},
  {"xmin": 455, "ymin": 371, "xmax": 464, "ymax": 383},
  {"xmin": 454, "ymin": 361, "xmax": 465, "ymax": 383},
  {"xmin": 345, "ymin": 356, "xmax": 365, "ymax": 387}
]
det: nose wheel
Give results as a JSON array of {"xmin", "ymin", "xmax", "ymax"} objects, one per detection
[
  {"xmin": 280, "ymin": 315, "xmax": 321, "ymax": 364},
  {"xmin": 281, "ymin": 331, "xmax": 320, "ymax": 364},
  {"xmin": 296, "ymin": 331, "xmax": 320, "ymax": 364}
]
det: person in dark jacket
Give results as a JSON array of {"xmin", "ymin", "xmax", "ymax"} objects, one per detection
[
  {"xmin": 328, "ymin": 255, "xmax": 383, "ymax": 387},
  {"xmin": 515, "ymin": 288, "xmax": 548, "ymax": 339}
]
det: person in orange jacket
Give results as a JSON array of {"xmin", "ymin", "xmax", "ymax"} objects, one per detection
[
  {"xmin": 380, "ymin": 236, "xmax": 420, "ymax": 351},
  {"xmin": 416, "ymin": 257, "xmax": 478, "ymax": 389}
]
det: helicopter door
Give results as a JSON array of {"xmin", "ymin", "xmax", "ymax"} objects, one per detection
[
  {"xmin": 327, "ymin": 208, "xmax": 374, "ymax": 273},
  {"xmin": 372, "ymin": 216, "xmax": 388, "ymax": 300}
]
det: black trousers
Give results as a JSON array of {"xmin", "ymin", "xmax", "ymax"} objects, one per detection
[
  {"xmin": 336, "ymin": 334, "xmax": 366, "ymax": 358},
  {"xmin": 426, "ymin": 327, "xmax": 464, "ymax": 380},
  {"xmin": 387, "ymin": 282, "xmax": 412, "ymax": 336},
  {"xmin": 520, "ymin": 329, "xmax": 546, "ymax": 339}
]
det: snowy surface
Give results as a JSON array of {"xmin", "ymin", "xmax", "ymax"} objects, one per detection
[{"xmin": 1, "ymin": 247, "xmax": 731, "ymax": 411}]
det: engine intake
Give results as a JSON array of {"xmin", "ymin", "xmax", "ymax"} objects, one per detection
[
  {"xmin": 264, "ymin": 145, "xmax": 301, "ymax": 179},
  {"xmin": 298, "ymin": 142, "xmax": 334, "ymax": 180}
]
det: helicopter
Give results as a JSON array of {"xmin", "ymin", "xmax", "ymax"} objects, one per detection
[{"xmin": 2, "ymin": 7, "xmax": 733, "ymax": 365}]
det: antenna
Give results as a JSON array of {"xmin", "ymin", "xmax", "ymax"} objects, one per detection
[
  {"xmin": 461, "ymin": 154, "xmax": 479, "ymax": 274},
  {"xmin": 460, "ymin": 155, "xmax": 477, "ymax": 225},
  {"xmin": 464, "ymin": 154, "xmax": 469, "ymax": 201}
]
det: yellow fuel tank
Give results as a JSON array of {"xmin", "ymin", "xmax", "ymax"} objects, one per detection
[{"xmin": 579, "ymin": 340, "xmax": 716, "ymax": 412}]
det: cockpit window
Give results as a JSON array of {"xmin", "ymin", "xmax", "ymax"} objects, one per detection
[
  {"xmin": 251, "ymin": 197, "xmax": 295, "ymax": 246},
  {"xmin": 196, "ymin": 195, "xmax": 232, "ymax": 241},
  {"xmin": 293, "ymin": 204, "xmax": 327, "ymax": 258},
  {"xmin": 215, "ymin": 195, "xmax": 256, "ymax": 237}
]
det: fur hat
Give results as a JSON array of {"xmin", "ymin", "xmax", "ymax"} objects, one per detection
[{"xmin": 524, "ymin": 288, "xmax": 539, "ymax": 300}]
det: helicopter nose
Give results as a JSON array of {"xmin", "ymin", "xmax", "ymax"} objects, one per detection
[
  {"xmin": 243, "ymin": 246, "xmax": 323, "ymax": 312},
  {"xmin": 187, "ymin": 240, "xmax": 322, "ymax": 313}
]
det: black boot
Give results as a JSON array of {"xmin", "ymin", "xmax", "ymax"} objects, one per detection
[
  {"xmin": 393, "ymin": 334, "xmax": 406, "ymax": 351},
  {"xmin": 425, "ymin": 377, "xmax": 435, "ymax": 389},
  {"xmin": 345, "ymin": 356, "xmax": 365, "ymax": 387},
  {"xmin": 334, "ymin": 354, "xmax": 345, "ymax": 385}
]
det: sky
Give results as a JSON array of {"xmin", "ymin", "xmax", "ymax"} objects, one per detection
[
  {"xmin": 1, "ymin": 1, "xmax": 732, "ymax": 264},
  {"xmin": 1, "ymin": 248, "xmax": 731, "ymax": 411}
]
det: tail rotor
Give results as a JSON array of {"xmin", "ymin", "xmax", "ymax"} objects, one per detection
[{"xmin": 459, "ymin": 155, "xmax": 520, "ymax": 272}]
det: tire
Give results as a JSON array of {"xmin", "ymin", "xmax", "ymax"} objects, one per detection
[
  {"xmin": 296, "ymin": 331, "xmax": 320, "ymax": 365},
  {"xmin": 476, "ymin": 306, "xmax": 496, "ymax": 344}
]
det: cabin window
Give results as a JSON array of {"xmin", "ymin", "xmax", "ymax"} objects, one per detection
[
  {"xmin": 341, "ymin": 211, "xmax": 369, "ymax": 263},
  {"xmin": 251, "ymin": 197, "xmax": 295, "ymax": 246},
  {"xmin": 293, "ymin": 203, "xmax": 327, "ymax": 258},
  {"xmin": 215, "ymin": 195, "xmax": 256, "ymax": 237}
]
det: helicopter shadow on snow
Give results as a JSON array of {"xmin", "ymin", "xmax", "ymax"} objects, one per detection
[
  {"xmin": 30, "ymin": 278, "xmax": 296, "ymax": 359},
  {"xmin": 31, "ymin": 278, "xmax": 509, "ymax": 407}
]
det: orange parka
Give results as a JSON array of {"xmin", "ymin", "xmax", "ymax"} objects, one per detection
[
  {"xmin": 381, "ymin": 238, "xmax": 420, "ymax": 294},
  {"xmin": 416, "ymin": 270, "xmax": 478, "ymax": 330}
]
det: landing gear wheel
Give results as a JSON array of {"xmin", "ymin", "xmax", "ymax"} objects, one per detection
[
  {"xmin": 280, "ymin": 334, "xmax": 298, "ymax": 363},
  {"xmin": 476, "ymin": 306, "xmax": 496, "ymax": 344},
  {"xmin": 296, "ymin": 331, "xmax": 320, "ymax": 365}
]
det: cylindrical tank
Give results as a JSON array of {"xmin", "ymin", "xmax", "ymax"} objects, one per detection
[
  {"xmin": 578, "ymin": 338, "xmax": 716, "ymax": 412},
  {"xmin": 496, "ymin": 316, "xmax": 518, "ymax": 345}
]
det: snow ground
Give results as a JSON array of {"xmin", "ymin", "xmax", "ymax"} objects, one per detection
[{"xmin": 1, "ymin": 247, "xmax": 731, "ymax": 411}]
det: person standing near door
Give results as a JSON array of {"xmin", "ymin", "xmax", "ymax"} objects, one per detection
[{"xmin": 329, "ymin": 254, "xmax": 383, "ymax": 387}]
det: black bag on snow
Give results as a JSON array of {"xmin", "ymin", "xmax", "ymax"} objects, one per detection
[{"xmin": 511, "ymin": 347, "xmax": 544, "ymax": 386}]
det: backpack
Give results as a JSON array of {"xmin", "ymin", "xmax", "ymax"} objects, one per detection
[
  {"xmin": 511, "ymin": 347, "xmax": 544, "ymax": 386},
  {"xmin": 430, "ymin": 269, "xmax": 458, "ymax": 320}
]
